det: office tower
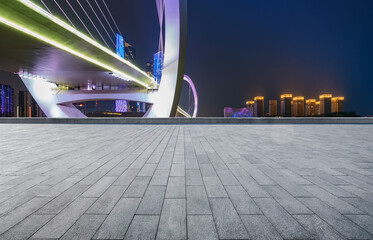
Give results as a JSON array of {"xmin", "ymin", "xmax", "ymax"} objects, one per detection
[
  {"xmin": 246, "ymin": 101, "xmax": 254, "ymax": 117},
  {"xmin": 331, "ymin": 97, "xmax": 344, "ymax": 113},
  {"xmin": 0, "ymin": 84, "xmax": 14, "ymax": 117},
  {"xmin": 269, "ymin": 100, "xmax": 277, "ymax": 116},
  {"xmin": 145, "ymin": 59, "xmax": 154, "ymax": 76},
  {"xmin": 293, "ymin": 96, "xmax": 305, "ymax": 117},
  {"xmin": 18, "ymin": 91, "xmax": 43, "ymax": 117},
  {"xmin": 124, "ymin": 42, "xmax": 136, "ymax": 63},
  {"xmin": 319, "ymin": 94, "xmax": 332, "ymax": 115},
  {"xmin": 254, "ymin": 96, "xmax": 264, "ymax": 117},
  {"xmin": 306, "ymin": 99, "xmax": 316, "ymax": 116},
  {"xmin": 315, "ymin": 101, "xmax": 320, "ymax": 115},
  {"xmin": 281, "ymin": 94, "xmax": 292, "ymax": 117}
]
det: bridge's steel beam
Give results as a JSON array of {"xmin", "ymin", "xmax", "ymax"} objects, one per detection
[
  {"xmin": 56, "ymin": 91, "xmax": 156, "ymax": 105},
  {"xmin": 148, "ymin": 0, "xmax": 187, "ymax": 117}
]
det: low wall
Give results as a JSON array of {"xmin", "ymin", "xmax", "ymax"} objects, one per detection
[{"xmin": 0, "ymin": 117, "xmax": 372, "ymax": 124}]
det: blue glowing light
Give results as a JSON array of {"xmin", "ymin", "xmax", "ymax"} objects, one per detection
[
  {"xmin": 154, "ymin": 51, "xmax": 164, "ymax": 84},
  {"xmin": 116, "ymin": 34, "xmax": 124, "ymax": 59}
]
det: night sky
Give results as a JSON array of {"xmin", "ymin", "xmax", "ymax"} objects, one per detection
[
  {"xmin": 1, "ymin": 0, "xmax": 372, "ymax": 116},
  {"xmin": 108, "ymin": 0, "xmax": 373, "ymax": 116}
]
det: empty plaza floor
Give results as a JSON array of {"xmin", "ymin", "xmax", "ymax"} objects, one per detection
[{"xmin": 0, "ymin": 124, "xmax": 373, "ymax": 240}]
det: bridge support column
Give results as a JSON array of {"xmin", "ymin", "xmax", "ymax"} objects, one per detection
[{"xmin": 20, "ymin": 76, "xmax": 86, "ymax": 118}]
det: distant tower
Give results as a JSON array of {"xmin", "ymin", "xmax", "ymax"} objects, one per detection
[
  {"xmin": 269, "ymin": 100, "xmax": 277, "ymax": 116},
  {"xmin": 319, "ymin": 94, "xmax": 332, "ymax": 115},
  {"xmin": 306, "ymin": 99, "xmax": 316, "ymax": 116},
  {"xmin": 293, "ymin": 96, "xmax": 304, "ymax": 117},
  {"xmin": 315, "ymin": 101, "xmax": 321, "ymax": 115},
  {"xmin": 246, "ymin": 101, "xmax": 254, "ymax": 117},
  {"xmin": 281, "ymin": 94, "xmax": 292, "ymax": 117},
  {"xmin": 254, "ymin": 96, "xmax": 264, "ymax": 117},
  {"xmin": 331, "ymin": 97, "xmax": 344, "ymax": 114}
]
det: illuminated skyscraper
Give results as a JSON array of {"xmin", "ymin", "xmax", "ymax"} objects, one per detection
[
  {"xmin": 269, "ymin": 100, "xmax": 277, "ymax": 116},
  {"xmin": 315, "ymin": 101, "xmax": 320, "ymax": 115},
  {"xmin": 293, "ymin": 96, "xmax": 304, "ymax": 117},
  {"xmin": 320, "ymin": 94, "xmax": 332, "ymax": 115},
  {"xmin": 18, "ymin": 91, "xmax": 43, "ymax": 117},
  {"xmin": 254, "ymin": 96, "xmax": 264, "ymax": 117},
  {"xmin": 331, "ymin": 97, "xmax": 344, "ymax": 113},
  {"xmin": 145, "ymin": 60, "xmax": 154, "ymax": 76},
  {"xmin": 124, "ymin": 42, "xmax": 136, "ymax": 63},
  {"xmin": 281, "ymin": 94, "xmax": 292, "ymax": 117},
  {"xmin": 246, "ymin": 101, "xmax": 254, "ymax": 117},
  {"xmin": 0, "ymin": 84, "xmax": 14, "ymax": 117},
  {"xmin": 306, "ymin": 99, "xmax": 316, "ymax": 116}
]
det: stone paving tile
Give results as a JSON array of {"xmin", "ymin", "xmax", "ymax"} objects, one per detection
[
  {"xmin": 240, "ymin": 214, "xmax": 283, "ymax": 240},
  {"xmin": 60, "ymin": 214, "xmax": 106, "ymax": 240},
  {"xmin": 86, "ymin": 185, "xmax": 127, "ymax": 214},
  {"xmin": 254, "ymin": 197, "xmax": 312, "ymax": 239},
  {"xmin": 209, "ymin": 198, "xmax": 249, "ymax": 239},
  {"xmin": 93, "ymin": 198, "xmax": 141, "ymax": 239},
  {"xmin": 157, "ymin": 199, "xmax": 186, "ymax": 240},
  {"xmin": 0, "ymin": 214, "xmax": 54, "ymax": 240},
  {"xmin": 125, "ymin": 215, "xmax": 159, "ymax": 240},
  {"xmin": 203, "ymin": 177, "xmax": 228, "ymax": 198},
  {"xmin": 225, "ymin": 185, "xmax": 262, "ymax": 215},
  {"xmin": 299, "ymin": 197, "xmax": 373, "ymax": 239},
  {"xmin": 165, "ymin": 176, "xmax": 185, "ymax": 198},
  {"xmin": 187, "ymin": 185, "xmax": 211, "ymax": 215},
  {"xmin": 32, "ymin": 197, "xmax": 96, "ymax": 239},
  {"xmin": 187, "ymin": 215, "xmax": 219, "ymax": 240},
  {"xmin": 293, "ymin": 214, "xmax": 345, "ymax": 240},
  {"xmin": 1, "ymin": 124, "xmax": 373, "ymax": 239},
  {"xmin": 137, "ymin": 185, "xmax": 166, "ymax": 215}
]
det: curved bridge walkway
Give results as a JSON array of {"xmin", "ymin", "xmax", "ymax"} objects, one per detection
[{"xmin": 0, "ymin": 124, "xmax": 372, "ymax": 239}]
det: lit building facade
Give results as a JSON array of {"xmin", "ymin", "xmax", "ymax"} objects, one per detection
[
  {"xmin": 281, "ymin": 94, "xmax": 292, "ymax": 117},
  {"xmin": 306, "ymin": 99, "xmax": 316, "ymax": 116},
  {"xmin": 320, "ymin": 94, "xmax": 332, "ymax": 115},
  {"xmin": 18, "ymin": 91, "xmax": 43, "ymax": 117},
  {"xmin": 316, "ymin": 101, "xmax": 320, "ymax": 115},
  {"xmin": 269, "ymin": 100, "xmax": 277, "ymax": 116},
  {"xmin": 254, "ymin": 96, "xmax": 264, "ymax": 117},
  {"xmin": 0, "ymin": 84, "xmax": 14, "ymax": 117},
  {"xmin": 246, "ymin": 101, "xmax": 254, "ymax": 117},
  {"xmin": 293, "ymin": 96, "xmax": 304, "ymax": 117},
  {"xmin": 332, "ymin": 97, "xmax": 344, "ymax": 113}
]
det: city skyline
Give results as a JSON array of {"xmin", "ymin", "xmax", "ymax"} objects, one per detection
[{"xmin": 103, "ymin": 0, "xmax": 373, "ymax": 117}]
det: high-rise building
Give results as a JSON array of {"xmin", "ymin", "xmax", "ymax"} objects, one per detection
[
  {"xmin": 246, "ymin": 101, "xmax": 254, "ymax": 117},
  {"xmin": 154, "ymin": 52, "xmax": 164, "ymax": 84},
  {"xmin": 293, "ymin": 96, "xmax": 304, "ymax": 117},
  {"xmin": 306, "ymin": 99, "xmax": 316, "ymax": 116},
  {"xmin": 331, "ymin": 97, "xmax": 344, "ymax": 113},
  {"xmin": 320, "ymin": 94, "xmax": 332, "ymax": 115},
  {"xmin": 145, "ymin": 60, "xmax": 154, "ymax": 76},
  {"xmin": 315, "ymin": 101, "xmax": 320, "ymax": 115},
  {"xmin": 0, "ymin": 84, "xmax": 14, "ymax": 117},
  {"xmin": 124, "ymin": 42, "xmax": 136, "ymax": 63},
  {"xmin": 269, "ymin": 100, "xmax": 277, "ymax": 116},
  {"xmin": 281, "ymin": 94, "xmax": 292, "ymax": 117},
  {"xmin": 254, "ymin": 96, "xmax": 264, "ymax": 117},
  {"xmin": 18, "ymin": 91, "xmax": 43, "ymax": 117}
]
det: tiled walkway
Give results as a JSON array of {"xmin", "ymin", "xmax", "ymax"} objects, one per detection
[{"xmin": 0, "ymin": 124, "xmax": 372, "ymax": 239}]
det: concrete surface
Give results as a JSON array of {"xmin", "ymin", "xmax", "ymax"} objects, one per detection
[{"xmin": 0, "ymin": 124, "xmax": 372, "ymax": 239}]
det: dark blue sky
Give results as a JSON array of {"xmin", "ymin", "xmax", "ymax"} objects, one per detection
[{"xmin": 109, "ymin": 0, "xmax": 373, "ymax": 116}]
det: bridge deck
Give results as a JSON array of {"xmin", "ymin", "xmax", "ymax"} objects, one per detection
[{"xmin": 0, "ymin": 124, "xmax": 372, "ymax": 239}]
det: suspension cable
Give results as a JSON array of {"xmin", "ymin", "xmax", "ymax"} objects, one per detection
[
  {"xmin": 102, "ymin": 0, "xmax": 122, "ymax": 36},
  {"xmin": 40, "ymin": 0, "xmax": 52, "ymax": 14},
  {"xmin": 54, "ymin": 0, "xmax": 76, "ymax": 28},
  {"xmin": 65, "ymin": 0, "xmax": 96, "ymax": 40},
  {"xmin": 77, "ymin": 0, "xmax": 111, "ymax": 49},
  {"xmin": 94, "ymin": 0, "xmax": 116, "ymax": 36},
  {"xmin": 85, "ymin": 0, "xmax": 115, "ymax": 46}
]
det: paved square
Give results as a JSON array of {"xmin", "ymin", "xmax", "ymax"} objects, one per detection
[{"xmin": 0, "ymin": 124, "xmax": 372, "ymax": 239}]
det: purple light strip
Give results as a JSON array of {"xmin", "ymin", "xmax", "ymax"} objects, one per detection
[{"xmin": 183, "ymin": 75, "xmax": 198, "ymax": 117}]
